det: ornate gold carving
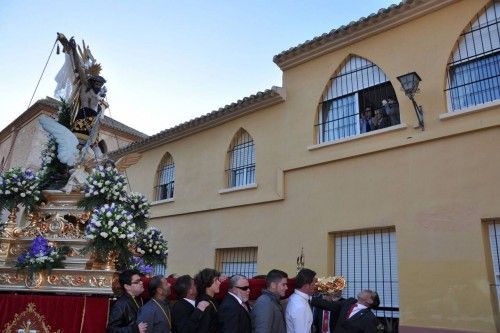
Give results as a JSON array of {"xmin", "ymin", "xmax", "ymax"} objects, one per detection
[
  {"xmin": 0, "ymin": 272, "xmax": 23, "ymax": 284},
  {"xmin": 88, "ymin": 275, "xmax": 111, "ymax": 288},
  {"xmin": 47, "ymin": 274, "xmax": 86, "ymax": 287},
  {"xmin": 2, "ymin": 302, "xmax": 61, "ymax": 333},
  {"xmin": 8, "ymin": 242, "xmax": 25, "ymax": 256},
  {"xmin": 25, "ymin": 271, "xmax": 44, "ymax": 288},
  {"xmin": 0, "ymin": 242, "xmax": 8, "ymax": 256}
]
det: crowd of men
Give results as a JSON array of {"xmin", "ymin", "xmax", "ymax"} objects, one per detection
[{"xmin": 107, "ymin": 268, "xmax": 381, "ymax": 333}]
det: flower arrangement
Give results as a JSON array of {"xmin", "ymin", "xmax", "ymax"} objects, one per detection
[
  {"xmin": 80, "ymin": 165, "xmax": 128, "ymax": 210},
  {"xmin": 315, "ymin": 276, "xmax": 347, "ymax": 294},
  {"xmin": 130, "ymin": 256, "xmax": 154, "ymax": 275},
  {"xmin": 136, "ymin": 227, "xmax": 168, "ymax": 265},
  {"xmin": 122, "ymin": 192, "xmax": 151, "ymax": 229},
  {"xmin": 84, "ymin": 203, "xmax": 136, "ymax": 267},
  {"xmin": 15, "ymin": 236, "xmax": 69, "ymax": 274},
  {"xmin": 0, "ymin": 167, "xmax": 41, "ymax": 212}
]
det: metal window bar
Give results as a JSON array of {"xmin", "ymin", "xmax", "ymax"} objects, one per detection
[
  {"xmin": 215, "ymin": 247, "xmax": 258, "ymax": 278},
  {"xmin": 317, "ymin": 82, "xmax": 399, "ymax": 143},
  {"xmin": 446, "ymin": 1, "xmax": 500, "ymax": 111},
  {"xmin": 334, "ymin": 228, "xmax": 399, "ymax": 332},
  {"xmin": 487, "ymin": 221, "xmax": 500, "ymax": 309},
  {"xmin": 317, "ymin": 56, "xmax": 399, "ymax": 143},
  {"xmin": 155, "ymin": 154, "xmax": 175, "ymax": 200},
  {"xmin": 226, "ymin": 131, "xmax": 255, "ymax": 187}
]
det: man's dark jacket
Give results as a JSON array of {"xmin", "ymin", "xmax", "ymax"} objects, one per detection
[
  {"xmin": 312, "ymin": 296, "xmax": 344, "ymax": 333},
  {"xmin": 217, "ymin": 293, "xmax": 251, "ymax": 333},
  {"xmin": 107, "ymin": 294, "xmax": 142, "ymax": 333},
  {"xmin": 311, "ymin": 297, "xmax": 378, "ymax": 333},
  {"xmin": 171, "ymin": 298, "xmax": 204, "ymax": 333},
  {"xmin": 195, "ymin": 294, "xmax": 218, "ymax": 333}
]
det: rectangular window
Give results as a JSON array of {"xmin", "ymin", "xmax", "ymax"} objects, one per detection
[
  {"xmin": 334, "ymin": 228, "xmax": 399, "ymax": 331},
  {"xmin": 487, "ymin": 220, "xmax": 500, "ymax": 308},
  {"xmin": 215, "ymin": 247, "xmax": 257, "ymax": 278}
]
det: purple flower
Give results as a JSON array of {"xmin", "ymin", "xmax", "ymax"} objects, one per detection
[{"xmin": 30, "ymin": 236, "xmax": 49, "ymax": 255}]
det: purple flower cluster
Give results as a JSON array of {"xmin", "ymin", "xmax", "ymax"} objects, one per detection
[
  {"xmin": 15, "ymin": 236, "xmax": 67, "ymax": 272},
  {"xmin": 0, "ymin": 167, "xmax": 41, "ymax": 210},
  {"xmin": 85, "ymin": 203, "xmax": 136, "ymax": 243},
  {"xmin": 130, "ymin": 256, "xmax": 154, "ymax": 275},
  {"xmin": 123, "ymin": 192, "xmax": 150, "ymax": 221},
  {"xmin": 84, "ymin": 165, "xmax": 128, "ymax": 202},
  {"xmin": 136, "ymin": 227, "xmax": 168, "ymax": 265}
]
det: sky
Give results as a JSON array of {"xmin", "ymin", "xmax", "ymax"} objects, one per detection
[{"xmin": 0, "ymin": 0, "xmax": 398, "ymax": 136}]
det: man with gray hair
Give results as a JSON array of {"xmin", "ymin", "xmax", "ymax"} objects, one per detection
[
  {"xmin": 311, "ymin": 289, "xmax": 380, "ymax": 333},
  {"xmin": 217, "ymin": 274, "xmax": 252, "ymax": 333},
  {"xmin": 251, "ymin": 269, "xmax": 288, "ymax": 333}
]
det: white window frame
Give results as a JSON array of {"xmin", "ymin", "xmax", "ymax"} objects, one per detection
[
  {"xmin": 318, "ymin": 56, "xmax": 399, "ymax": 143},
  {"xmin": 334, "ymin": 228, "xmax": 399, "ymax": 319},
  {"xmin": 227, "ymin": 130, "xmax": 255, "ymax": 188},
  {"xmin": 156, "ymin": 154, "xmax": 175, "ymax": 201},
  {"xmin": 446, "ymin": 1, "xmax": 500, "ymax": 112}
]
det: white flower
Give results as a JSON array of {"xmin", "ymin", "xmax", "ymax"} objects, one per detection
[
  {"xmin": 100, "ymin": 232, "xmax": 109, "ymax": 238},
  {"xmin": 20, "ymin": 193, "xmax": 26, "ymax": 197}
]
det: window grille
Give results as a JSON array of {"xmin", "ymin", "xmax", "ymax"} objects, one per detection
[
  {"xmin": 487, "ymin": 220, "xmax": 500, "ymax": 308},
  {"xmin": 446, "ymin": 1, "xmax": 500, "ymax": 111},
  {"xmin": 226, "ymin": 130, "xmax": 255, "ymax": 187},
  {"xmin": 215, "ymin": 247, "xmax": 258, "ymax": 278},
  {"xmin": 334, "ymin": 228, "xmax": 399, "ymax": 332},
  {"xmin": 317, "ymin": 56, "xmax": 399, "ymax": 143},
  {"xmin": 153, "ymin": 263, "xmax": 167, "ymax": 277},
  {"xmin": 155, "ymin": 153, "xmax": 175, "ymax": 200}
]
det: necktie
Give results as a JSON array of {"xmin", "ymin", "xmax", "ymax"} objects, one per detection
[
  {"xmin": 321, "ymin": 310, "xmax": 330, "ymax": 333},
  {"xmin": 346, "ymin": 303, "xmax": 357, "ymax": 319},
  {"xmin": 242, "ymin": 302, "xmax": 249, "ymax": 312}
]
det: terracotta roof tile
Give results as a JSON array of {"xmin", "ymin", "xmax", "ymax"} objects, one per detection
[{"xmin": 110, "ymin": 87, "xmax": 284, "ymax": 158}]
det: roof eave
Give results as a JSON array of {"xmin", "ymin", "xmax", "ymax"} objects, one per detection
[
  {"xmin": 273, "ymin": 0, "xmax": 458, "ymax": 70},
  {"xmin": 110, "ymin": 88, "xmax": 285, "ymax": 159}
]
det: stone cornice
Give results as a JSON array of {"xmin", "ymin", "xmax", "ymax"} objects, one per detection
[
  {"xmin": 0, "ymin": 98, "xmax": 147, "ymax": 142},
  {"xmin": 110, "ymin": 87, "xmax": 285, "ymax": 159},
  {"xmin": 273, "ymin": 0, "xmax": 458, "ymax": 70}
]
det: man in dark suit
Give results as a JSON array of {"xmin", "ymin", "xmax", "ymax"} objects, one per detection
[
  {"xmin": 217, "ymin": 274, "xmax": 252, "ymax": 333},
  {"xmin": 312, "ymin": 289, "xmax": 380, "ymax": 333},
  {"xmin": 313, "ymin": 290, "xmax": 343, "ymax": 333},
  {"xmin": 171, "ymin": 275, "xmax": 210, "ymax": 333}
]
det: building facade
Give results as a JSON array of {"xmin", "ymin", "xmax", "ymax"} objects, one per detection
[
  {"xmin": 0, "ymin": 97, "xmax": 147, "ymax": 172},
  {"xmin": 114, "ymin": 1, "xmax": 500, "ymax": 332}
]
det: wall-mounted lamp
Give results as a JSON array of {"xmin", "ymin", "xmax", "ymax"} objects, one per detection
[{"xmin": 397, "ymin": 72, "xmax": 424, "ymax": 130}]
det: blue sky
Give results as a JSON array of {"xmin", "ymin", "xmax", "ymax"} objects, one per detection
[{"xmin": 0, "ymin": 0, "xmax": 398, "ymax": 135}]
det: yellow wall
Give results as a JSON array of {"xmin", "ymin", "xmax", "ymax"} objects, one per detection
[{"xmin": 125, "ymin": 1, "xmax": 500, "ymax": 331}]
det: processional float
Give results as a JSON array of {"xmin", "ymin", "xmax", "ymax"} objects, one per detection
[{"xmin": 0, "ymin": 33, "xmax": 165, "ymax": 296}]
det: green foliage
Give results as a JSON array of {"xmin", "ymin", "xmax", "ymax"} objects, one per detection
[{"xmin": 57, "ymin": 98, "xmax": 72, "ymax": 129}]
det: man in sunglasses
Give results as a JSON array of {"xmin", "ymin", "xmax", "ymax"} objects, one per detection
[{"xmin": 218, "ymin": 274, "xmax": 252, "ymax": 333}]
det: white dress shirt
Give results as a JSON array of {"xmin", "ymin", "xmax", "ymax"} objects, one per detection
[
  {"xmin": 285, "ymin": 289, "xmax": 313, "ymax": 333},
  {"xmin": 184, "ymin": 298, "xmax": 196, "ymax": 307},
  {"xmin": 348, "ymin": 303, "xmax": 367, "ymax": 318}
]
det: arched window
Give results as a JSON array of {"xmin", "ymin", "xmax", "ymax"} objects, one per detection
[
  {"xmin": 446, "ymin": 1, "xmax": 500, "ymax": 111},
  {"xmin": 155, "ymin": 153, "xmax": 175, "ymax": 200},
  {"xmin": 98, "ymin": 140, "xmax": 108, "ymax": 154},
  {"xmin": 317, "ymin": 56, "xmax": 399, "ymax": 143},
  {"xmin": 226, "ymin": 129, "xmax": 255, "ymax": 187}
]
